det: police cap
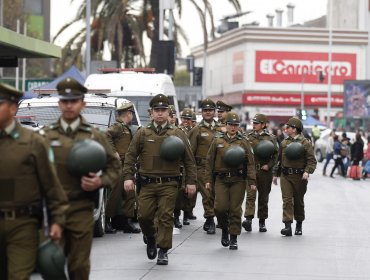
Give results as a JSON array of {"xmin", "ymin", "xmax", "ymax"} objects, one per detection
[
  {"xmin": 116, "ymin": 102, "xmax": 134, "ymax": 112},
  {"xmin": 225, "ymin": 111, "xmax": 240, "ymax": 124},
  {"xmin": 216, "ymin": 100, "xmax": 232, "ymax": 112},
  {"xmin": 286, "ymin": 117, "xmax": 303, "ymax": 131},
  {"xmin": 0, "ymin": 83, "xmax": 23, "ymax": 103},
  {"xmin": 149, "ymin": 94, "xmax": 169, "ymax": 109},
  {"xmin": 57, "ymin": 77, "xmax": 87, "ymax": 100},
  {"xmin": 252, "ymin": 114, "xmax": 268, "ymax": 124},
  {"xmin": 200, "ymin": 98, "xmax": 216, "ymax": 110},
  {"xmin": 168, "ymin": 105, "xmax": 177, "ymax": 116},
  {"xmin": 181, "ymin": 108, "xmax": 193, "ymax": 119}
]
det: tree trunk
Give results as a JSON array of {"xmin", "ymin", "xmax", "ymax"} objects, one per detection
[{"xmin": 149, "ymin": 0, "xmax": 159, "ymax": 70}]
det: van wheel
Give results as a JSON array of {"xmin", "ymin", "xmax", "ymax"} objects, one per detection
[
  {"xmin": 94, "ymin": 198, "xmax": 105, "ymax": 237},
  {"xmin": 315, "ymin": 149, "xmax": 323, "ymax": 162}
]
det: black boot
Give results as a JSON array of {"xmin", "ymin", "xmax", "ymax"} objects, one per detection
[
  {"xmin": 221, "ymin": 229, "xmax": 230, "ymax": 247},
  {"xmin": 281, "ymin": 222, "xmax": 292, "ymax": 236},
  {"xmin": 203, "ymin": 217, "xmax": 211, "ymax": 231},
  {"xmin": 229, "ymin": 235, "xmax": 238, "ymax": 250},
  {"xmin": 295, "ymin": 221, "xmax": 302, "ymax": 235},
  {"xmin": 143, "ymin": 234, "xmax": 147, "ymax": 245},
  {"xmin": 242, "ymin": 217, "xmax": 252, "ymax": 232},
  {"xmin": 174, "ymin": 210, "xmax": 182, "ymax": 229},
  {"xmin": 123, "ymin": 218, "xmax": 141, "ymax": 233},
  {"xmin": 105, "ymin": 218, "xmax": 117, "ymax": 234},
  {"xmin": 188, "ymin": 210, "xmax": 197, "ymax": 220},
  {"xmin": 146, "ymin": 235, "xmax": 157, "ymax": 260},
  {"xmin": 183, "ymin": 211, "xmax": 190, "ymax": 225},
  {"xmin": 259, "ymin": 219, "xmax": 267, "ymax": 232},
  {"xmin": 157, "ymin": 248, "xmax": 168, "ymax": 265},
  {"xmin": 207, "ymin": 218, "xmax": 216, "ymax": 234}
]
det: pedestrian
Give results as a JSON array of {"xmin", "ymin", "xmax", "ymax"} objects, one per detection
[
  {"xmin": 188, "ymin": 98, "xmax": 225, "ymax": 234},
  {"xmin": 0, "ymin": 83, "xmax": 68, "ymax": 279},
  {"xmin": 122, "ymin": 93, "xmax": 197, "ymax": 265},
  {"xmin": 323, "ymin": 130, "xmax": 335, "ymax": 176},
  {"xmin": 205, "ymin": 112, "xmax": 256, "ymax": 250},
  {"xmin": 350, "ymin": 133, "xmax": 364, "ymax": 166},
  {"xmin": 105, "ymin": 102, "xmax": 141, "ymax": 234},
  {"xmin": 311, "ymin": 124, "xmax": 321, "ymax": 144},
  {"xmin": 41, "ymin": 77, "xmax": 120, "ymax": 279},
  {"xmin": 216, "ymin": 100, "xmax": 232, "ymax": 125},
  {"xmin": 242, "ymin": 114, "xmax": 279, "ymax": 233},
  {"xmin": 330, "ymin": 135, "xmax": 346, "ymax": 178},
  {"xmin": 273, "ymin": 117, "xmax": 317, "ymax": 236}
]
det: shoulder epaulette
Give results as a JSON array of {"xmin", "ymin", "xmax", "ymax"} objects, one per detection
[{"xmin": 214, "ymin": 131, "xmax": 224, "ymax": 138}]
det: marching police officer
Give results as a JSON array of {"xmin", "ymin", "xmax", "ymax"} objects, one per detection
[
  {"xmin": 205, "ymin": 112, "xmax": 256, "ymax": 250},
  {"xmin": 216, "ymin": 100, "xmax": 232, "ymax": 125},
  {"xmin": 123, "ymin": 94, "xmax": 197, "ymax": 265},
  {"xmin": 168, "ymin": 105, "xmax": 178, "ymax": 126},
  {"xmin": 242, "ymin": 114, "xmax": 279, "ymax": 232},
  {"xmin": 273, "ymin": 117, "xmax": 317, "ymax": 236},
  {"xmin": 0, "ymin": 83, "xmax": 68, "ymax": 279},
  {"xmin": 191, "ymin": 111, "xmax": 197, "ymax": 128},
  {"xmin": 188, "ymin": 98, "xmax": 225, "ymax": 234},
  {"xmin": 105, "ymin": 102, "xmax": 141, "ymax": 234},
  {"xmin": 41, "ymin": 77, "xmax": 120, "ymax": 279},
  {"xmin": 178, "ymin": 108, "xmax": 193, "ymax": 133}
]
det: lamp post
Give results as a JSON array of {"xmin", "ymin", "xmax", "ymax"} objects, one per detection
[{"xmin": 326, "ymin": 0, "xmax": 333, "ymax": 127}]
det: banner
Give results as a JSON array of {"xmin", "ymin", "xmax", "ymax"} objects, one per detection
[{"xmin": 343, "ymin": 80, "xmax": 370, "ymax": 118}]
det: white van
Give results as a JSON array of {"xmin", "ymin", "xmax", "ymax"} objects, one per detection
[{"xmin": 84, "ymin": 69, "xmax": 180, "ymax": 125}]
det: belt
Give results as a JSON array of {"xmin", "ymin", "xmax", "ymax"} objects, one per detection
[
  {"xmin": 141, "ymin": 176, "xmax": 181, "ymax": 185},
  {"xmin": 0, "ymin": 206, "xmax": 40, "ymax": 220},
  {"xmin": 215, "ymin": 170, "xmax": 245, "ymax": 178},
  {"xmin": 281, "ymin": 167, "xmax": 305, "ymax": 175}
]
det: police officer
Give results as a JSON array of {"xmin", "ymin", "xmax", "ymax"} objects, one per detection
[
  {"xmin": 216, "ymin": 100, "xmax": 232, "ymax": 125},
  {"xmin": 0, "ymin": 83, "xmax": 68, "ymax": 279},
  {"xmin": 191, "ymin": 111, "xmax": 197, "ymax": 128},
  {"xmin": 242, "ymin": 114, "xmax": 278, "ymax": 232},
  {"xmin": 168, "ymin": 105, "xmax": 177, "ymax": 126},
  {"xmin": 273, "ymin": 117, "xmax": 317, "ymax": 236},
  {"xmin": 205, "ymin": 112, "xmax": 256, "ymax": 250},
  {"xmin": 105, "ymin": 102, "xmax": 141, "ymax": 234},
  {"xmin": 188, "ymin": 98, "xmax": 225, "ymax": 234},
  {"xmin": 123, "ymin": 94, "xmax": 197, "ymax": 265},
  {"xmin": 41, "ymin": 77, "xmax": 120, "ymax": 279},
  {"xmin": 178, "ymin": 108, "xmax": 193, "ymax": 133}
]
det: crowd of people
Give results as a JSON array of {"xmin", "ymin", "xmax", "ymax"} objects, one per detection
[{"xmin": 0, "ymin": 77, "xmax": 321, "ymax": 278}]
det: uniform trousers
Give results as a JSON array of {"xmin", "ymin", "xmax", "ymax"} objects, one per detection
[{"xmin": 196, "ymin": 165, "xmax": 215, "ymax": 218}]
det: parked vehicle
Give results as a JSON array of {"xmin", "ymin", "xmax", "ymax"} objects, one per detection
[{"xmin": 17, "ymin": 94, "xmax": 141, "ymax": 237}]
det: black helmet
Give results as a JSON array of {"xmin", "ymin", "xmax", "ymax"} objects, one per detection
[
  {"xmin": 160, "ymin": 136, "xmax": 185, "ymax": 161},
  {"xmin": 285, "ymin": 142, "xmax": 304, "ymax": 160},
  {"xmin": 223, "ymin": 145, "xmax": 245, "ymax": 167},
  {"xmin": 254, "ymin": 140, "xmax": 274, "ymax": 160},
  {"xmin": 67, "ymin": 139, "xmax": 107, "ymax": 177},
  {"xmin": 37, "ymin": 239, "xmax": 67, "ymax": 280}
]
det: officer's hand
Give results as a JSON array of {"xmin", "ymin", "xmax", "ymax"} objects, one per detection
[
  {"xmin": 250, "ymin": 184, "xmax": 256, "ymax": 191},
  {"xmin": 302, "ymin": 172, "xmax": 309, "ymax": 181},
  {"xmin": 261, "ymin": 164, "xmax": 269, "ymax": 171},
  {"xmin": 81, "ymin": 172, "xmax": 102, "ymax": 191},
  {"xmin": 186, "ymin": 184, "xmax": 196, "ymax": 197},
  {"xmin": 49, "ymin": 223, "xmax": 63, "ymax": 241},
  {"xmin": 272, "ymin": 176, "xmax": 278, "ymax": 185},
  {"xmin": 124, "ymin": 180, "xmax": 135, "ymax": 192},
  {"xmin": 205, "ymin": 182, "xmax": 211, "ymax": 190}
]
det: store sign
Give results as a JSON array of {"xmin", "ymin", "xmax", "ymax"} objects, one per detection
[
  {"xmin": 243, "ymin": 93, "xmax": 343, "ymax": 107},
  {"xmin": 255, "ymin": 51, "xmax": 356, "ymax": 84},
  {"xmin": 26, "ymin": 79, "xmax": 52, "ymax": 91},
  {"xmin": 259, "ymin": 107, "xmax": 296, "ymax": 116}
]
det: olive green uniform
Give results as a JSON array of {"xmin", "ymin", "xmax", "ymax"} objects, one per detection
[
  {"xmin": 0, "ymin": 123, "xmax": 68, "ymax": 280},
  {"xmin": 188, "ymin": 120, "xmax": 224, "ymax": 218},
  {"xmin": 105, "ymin": 119, "xmax": 137, "ymax": 220},
  {"xmin": 275, "ymin": 134, "xmax": 317, "ymax": 222},
  {"xmin": 122, "ymin": 122, "xmax": 196, "ymax": 250},
  {"xmin": 244, "ymin": 130, "xmax": 278, "ymax": 220},
  {"xmin": 42, "ymin": 117, "xmax": 120, "ymax": 280},
  {"xmin": 205, "ymin": 132, "xmax": 256, "ymax": 235}
]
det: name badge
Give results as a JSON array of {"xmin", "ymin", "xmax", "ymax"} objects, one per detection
[
  {"xmin": 147, "ymin": 139, "xmax": 155, "ymax": 142},
  {"xmin": 201, "ymin": 132, "xmax": 209, "ymax": 137},
  {"xmin": 50, "ymin": 140, "xmax": 62, "ymax": 147},
  {"xmin": 217, "ymin": 144, "xmax": 224, "ymax": 148}
]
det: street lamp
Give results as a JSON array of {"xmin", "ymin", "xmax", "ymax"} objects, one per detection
[{"xmin": 326, "ymin": 0, "xmax": 333, "ymax": 127}]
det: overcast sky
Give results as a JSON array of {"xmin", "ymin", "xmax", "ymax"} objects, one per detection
[{"xmin": 50, "ymin": 0, "xmax": 328, "ymax": 56}]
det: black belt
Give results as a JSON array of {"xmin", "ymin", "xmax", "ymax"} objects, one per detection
[
  {"xmin": 0, "ymin": 206, "xmax": 40, "ymax": 220},
  {"xmin": 281, "ymin": 167, "xmax": 305, "ymax": 175},
  {"xmin": 141, "ymin": 176, "xmax": 181, "ymax": 185},
  {"xmin": 215, "ymin": 170, "xmax": 245, "ymax": 178}
]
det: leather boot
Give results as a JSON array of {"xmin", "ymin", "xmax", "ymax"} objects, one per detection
[
  {"xmin": 146, "ymin": 235, "xmax": 157, "ymax": 260},
  {"xmin": 242, "ymin": 217, "xmax": 252, "ymax": 232},
  {"xmin": 203, "ymin": 217, "xmax": 211, "ymax": 231},
  {"xmin": 281, "ymin": 222, "xmax": 292, "ymax": 236},
  {"xmin": 295, "ymin": 221, "xmax": 302, "ymax": 235},
  {"xmin": 221, "ymin": 229, "xmax": 230, "ymax": 247},
  {"xmin": 259, "ymin": 219, "xmax": 267, "ymax": 232},
  {"xmin": 183, "ymin": 211, "xmax": 190, "ymax": 225},
  {"xmin": 188, "ymin": 210, "xmax": 197, "ymax": 220},
  {"xmin": 229, "ymin": 235, "xmax": 238, "ymax": 250},
  {"xmin": 207, "ymin": 218, "xmax": 216, "ymax": 234},
  {"xmin": 105, "ymin": 218, "xmax": 117, "ymax": 234},
  {"xmin": 123, "ymin": 218, "xmax": 141, "ymax": 233},
  {"xmin": 174, "ymin": 210, "xmax": 182, "ymax": 228},
  {"xmin": 157, "ymin": 248, "xmax": 168, "ymax": 265}
]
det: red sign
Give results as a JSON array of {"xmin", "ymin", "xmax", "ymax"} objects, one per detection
[
  {"xmin": 255, "ymin": 51, "xmax": 356, "ymax": 84},
  {"xmin": 243, "ymin": 93, "xmax": 343, "ymax": 107}
]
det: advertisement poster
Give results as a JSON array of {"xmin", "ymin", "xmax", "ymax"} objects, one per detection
[{"xmin": 343, "ymin": 80, "xmax": 370, "ymax": 118}]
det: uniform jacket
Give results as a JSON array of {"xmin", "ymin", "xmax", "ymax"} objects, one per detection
[
  {"xmin": 247, "ymin": 130, "xmax": 279, "ymax": 169},
  {"xmin": 122, "ymin": 121, "xmax": 197, "ymax": 185},
  {"xmin": 41, "ymin": 116, "xmax": 120, "ymax": 200},
  {"xmin": 205, "ymin": 132, "xmax": 256, "ymax": 185},
  {"xmin": 0, "ymin": 122, "xmax": 68, "ymax": 226}
]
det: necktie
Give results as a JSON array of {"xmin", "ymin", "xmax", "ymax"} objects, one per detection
[
  {"xmin": 66, "ymin": 126, "xmax": 72, "ymax": 136},
  {"xmin": 157, "ymin": 125, "xmax": 162, "ymax": 134}
]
